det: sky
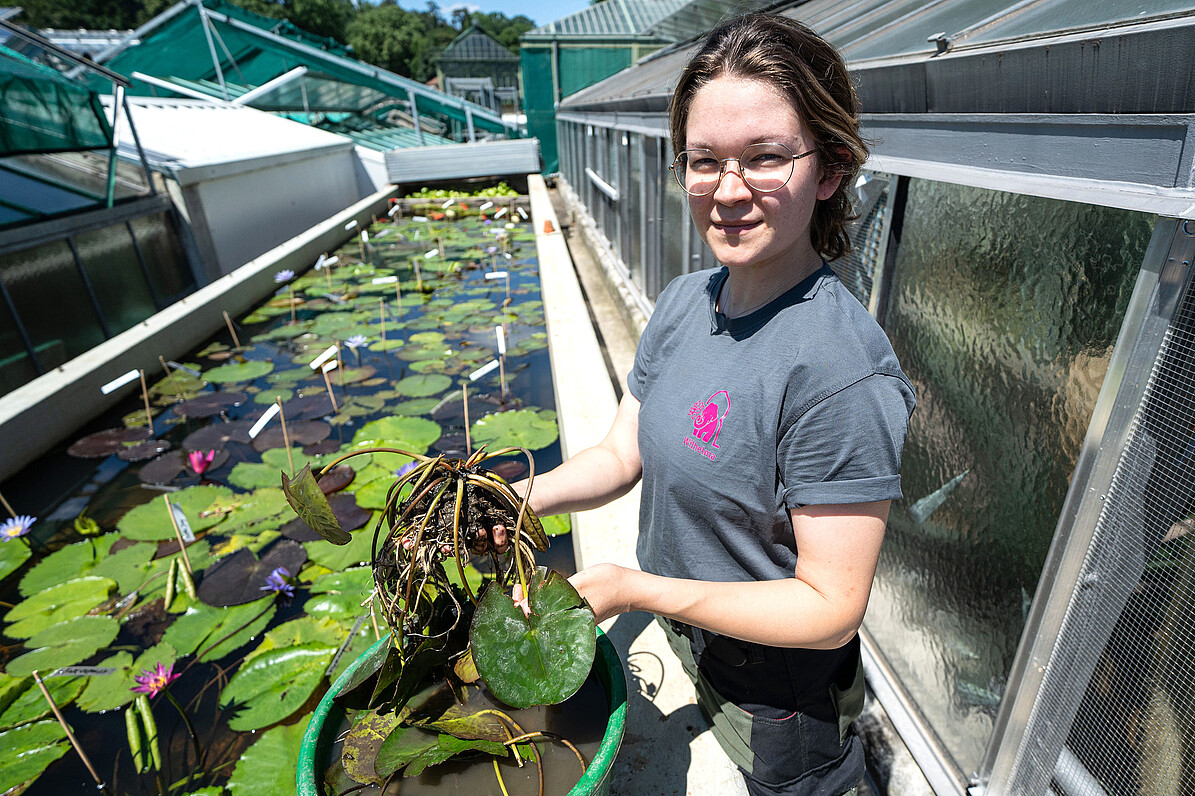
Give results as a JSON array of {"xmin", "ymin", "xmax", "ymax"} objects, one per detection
[{"xmin": 396, "ymin": 0, "xmax": 595, "ymax": 27}]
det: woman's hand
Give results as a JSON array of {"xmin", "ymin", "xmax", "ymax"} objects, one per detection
[{"xmin": 568, "ymin": 563, "xmax": 636, "ymax": 624}]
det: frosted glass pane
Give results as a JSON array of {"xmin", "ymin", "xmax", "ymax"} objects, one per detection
[
  {"xmin": 865, "ymin": 178, "xmax": 1154, "ymax": 772},
  {"xmin": 73, "ymin": 223, "xmax": 157, "ymax": 335}
]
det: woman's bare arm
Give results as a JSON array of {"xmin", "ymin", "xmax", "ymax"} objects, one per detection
[{"xmin": 568, "ymin": 500, "xmax": 889, "ymax": 650}]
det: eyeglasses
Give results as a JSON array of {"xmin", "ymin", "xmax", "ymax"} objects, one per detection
[{"xmin": 670, "ymin": 142, "xmax": 817, "ymax": 197}]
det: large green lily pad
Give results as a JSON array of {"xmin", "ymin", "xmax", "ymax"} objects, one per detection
[
  {"xmin": 0, "ymin": 675, "xmax": 84, "ymax": 729},
  {"xmin": 244, "ymin": 616, "xmax": 345, "ymax": 665},
  {"xmin": 470, "ymin": 409, "xmax": 559, "ymax": 451},
  {"xmin": 220, "ymin": 643, "xmax": 334, "ymax": 731},
  {"xmin": 18, "ymin": 536, "xmax": 115, "ymax": 597},
  {"xmin": 4, "ymin": 576, "xmax": 116, "ymax": 638},
  {"xmin": 161, "ymin": 598, "xmax": 276, "ymax": 662},
  {"xmin": 204, "ymin": 360, "xmax": 275, "ymax": 383},
  {"xmin": 0, "ymin": 539, "xmax": 31, "ymax": 583},
  {"xmin": 117, "ymin": 485, "xmax": 233, "ymax": 541},
  {"xmin": 225, "ymin": 715, "xmax": 310, "ymax": 796},
  {"xmin": 352, "ymin": 416, "xmax": 441, "ymax": 451},
  {"xmin": 393, "ymin": 374, "xmax": 453, "ymax": 397},
  {"xmin": 0, "ymin": 720, "xmax": 69, "ymax": 794},
  {"xmin": 470, "ymin": 568, "xmax": 595, "ymax": 708},
  {"xmin": 6, "ymin": 615, "xmax": 120, "ymax": 677},
  {"xmin": 303, "ymin": 528, "xmax": 374, "ymax": 571}
]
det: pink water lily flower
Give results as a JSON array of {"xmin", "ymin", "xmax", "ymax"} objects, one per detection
[
  {"xmin": 131, "ymin": 662, "xmax": 180, "ymax": 698},
  {"xmin": 188, "ymin": 449, "xmax": 216, "ymax": 475}
]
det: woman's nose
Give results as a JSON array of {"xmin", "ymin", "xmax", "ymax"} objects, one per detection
[{"xmin": 713, "ymin": 160, "xmax": 752, "ymax": 203}]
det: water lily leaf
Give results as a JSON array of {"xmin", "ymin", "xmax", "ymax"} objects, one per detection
[
  {"xmin": 255, "ymin": 388, "xmax": 293, "ymax": 404},
  {"xmin": 342, "ymin": 710, "xmax": 402, "ymax": 785},
  {"xmin": 390, "ymin": 398, "xmax": 441, "ymax": 416},
  {"xmin": 4, "ymin": 576, "xmax": 116, "ymax": 638},
  {"xmin": 303, "ymin": 528, "xmax": 374, "ymax": 570},
  {"xmin": 0, "ymin": 675, "xmax": 83, "ymax": 729},
  {"xmin": 66, "ymin": 426, "xmax": 151, "ymax": 458},
  {"xmin": 541, "ymin": 513, "xmax": 571, "ymax": 537},
  {"xmin": 161, "ymin": 598, "xmax": 275, "ymax": 662},
  {"xmin": 6, "ymin": 615, "xmax": 120, "ymax": 677},
  {"xmin": 225, "ymin": 715, "xmax": 309, "ymax": 796},
  {"xmin": 118, "ymin": 438, "xmax": 172, "ymax": 462},
  {"xmin": 0, "ymin": 720, "xmax": 69, "ymax": 794},
  {"xmin": 117, "ymin": 485, "xmax": 233, "ymax": 541},
  {"xmin": 376, "ymin": 727, "xmax": 506, "ymax": 778},
  {"xmin": 197, "ymin": 540, "xmax": 307, "ymax": 607},
  {"xmin": 470, "ymin": 568, "xmax": 596, "ymax": 708},
  {"xmin": 18, "ymin": 536, "xmax": 115, "ymax": 597},
  {"xmin": 352, "ymin": 416, "xmax": 441, "ymax": 451},
  {"xmin": 471, "ymin": 409, "xmax": 559, "ymax": 451},
  {"xmin": 220, "ymin": 642, "xmax": 334, "ymax": 731},
  {"xmin": 394, "ymin": 374, "xmax": 452, "ymax": 397},
  {"xmin": 244, "ymin": 616, "xmax": 344, "ymax": 665},
  {"xmin": 333, "ymin": 636, "xmax": 391, "ymax": 700},
  {"xmin": 76, "ymin": 642, "xmax": 177, "ymax": 713},
  {"xmin": 250, "ymin": 420, "xmax": 330, "ymax": 453},
  {"xmin": 317, "ymin": 465, "xmax": 355, "ymax": 494},
  {"xmin": 182, "ymin": 420, "xmax": 253, "ymax": 452},
  {"xmin": 409, "ymin": 691, "xmax": 510, "ymax": 742},
  {"xmin": 89, "ymin": 541, "xmax": 156, "ymax": 595},
  {"xmin": 281, "ymin": 393, "xmax": 335, "ymax": 419},
  {"xmin": 282, "ymin": 465, "xmax": 351, "ymax": 545},
  {"xmin": 204, "ymin": 360, "xmax": 274, "ymax": 383},
  {"xmin": 228, "ymin": 447, "xmax": 319, "ymax": 490},
  {"xmin": 175, "ymin": 392, "xmax": 248, "ymax": 418},
  {"xmin": 0, "ymin": 537, "xmax": 31, "ymax": 582}
]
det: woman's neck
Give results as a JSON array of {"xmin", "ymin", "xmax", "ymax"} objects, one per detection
[{"xmin": 718, "ymin": 252, "xmax": 823, "ymax": 318}]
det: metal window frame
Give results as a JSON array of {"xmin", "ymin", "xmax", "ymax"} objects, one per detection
[{"xmin": 973, "ymin": 216, "xmax": 1195, "ymax": 795}]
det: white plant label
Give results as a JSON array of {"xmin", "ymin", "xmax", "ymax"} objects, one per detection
[
  {"xmin": 372, "ymin": 276, "xmax": 399, "ymax": 285},
  {"xmin": 375, "ymin": 228, "xmax": 391, "ymax": 238},
  {"xmin": 517, "ymin": 207, "xmax": 528, "ymax": 219},
  {"xmin": 469, "ymin": 360, "xmax": 500, "ymax": 381},
  {"xmin": 344, "ymin": 220, "xmax": 358, "ymax": 230},
  {"xmin": 425, "ymin": 249, "xmax": 439, "ymax": 259},
  {"xmin": 360, "ymin": 231, "xmax": 369, "ymax": 243},
  {"xmin": 167, "ymin": 361, "xmax": 202, "ymax": 377},
  {"xmin": 495, "ymin": 326, "xmax": 506, "ymax": 355},
  {"xmin": 50, "ymin": 666, "xmax": 117, "ymax": 677},
  {"xmin": 441, "ymin": 198, "xmax": 454, "ymax": 209},
  {"xmin": 412, "ymin": 215, "xmax": 428, "ymax": 222},
  {"xmin": 101, "ymin": 369, "xmax": 140, "ymax": 395},
  {"xmin": 495, "ymin": 207, "xmax": 507, "ymax": 218},
  {"xmin": 309, "ymin": 345, "xmax": 339, "ymax": 370},
  {"xmin": 484, "ymin": 271, "xmax": 508, "ymax": 280},
  {"xmin": 322, "ymin": 360, "xmax": 339, "ymax": 374},
  {"xmin": 248, "ymin": 402, "xmax": 280, "ymax": 439},
  {"xmin": 315, "ymin": 253, "xmax": 327, "ymax": 269},
  {"xmin": 387, "ymin": 204, "xmax": 400, "ymax": 217},
  {"xmin": 324, "ymin": 256, "xmax": 339, "ymax": 267},
  {"xmin": 479, "ymin": 201, "xmax": 494, "ymax": 211},
  {"xmin": 170, "ymin": 503, "xmax": 196, "ymax": 543}
]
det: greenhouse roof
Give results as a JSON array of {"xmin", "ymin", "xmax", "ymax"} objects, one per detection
[
  {"xmin": 524, "ymin": 0, "xmax": 689, "ymax": 40},
  {"xmin": 94, "ymin": 0, "xmax": 516, "ymax": 138},
  {"xmin": 559, "ymin": 0, "xmax": 1195, "ymax": 115},
  {"xmin": 439, "ymin": 23, "xmax": 517, "ymax": 63}
]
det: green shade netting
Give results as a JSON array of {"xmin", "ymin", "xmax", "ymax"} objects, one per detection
[{"xmin": 0, "ymin": 45, "xmax": 113, "ymax": 156}]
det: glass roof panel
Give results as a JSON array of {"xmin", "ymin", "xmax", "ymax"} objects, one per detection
[
  {"xmin": 961, "ymin": 0, "xmax": 1195, "ymax": 45},
  {"xmin": 839, "ymin": 0, "xmax": 1019, "ymax": 60}
]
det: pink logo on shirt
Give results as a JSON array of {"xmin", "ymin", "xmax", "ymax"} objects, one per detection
[{"xmin": 684, "ymin": 390, "xmax": 729, "ymax": 460}]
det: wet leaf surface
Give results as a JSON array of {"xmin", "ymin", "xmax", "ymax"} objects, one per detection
[
  {"xmin": 204, "ymin": 360, "xmax": 275, "ymax": 383},
  {"xmin": 375, "ymin": 726, "xmax": 506, "ymax": 779},
  {"xmin": 282, "ymin": 464, "xmax": 351, "ymax": 545},
  {"xmin": 66, "ymin": 427, "xmax": 151, "ymax": 458},
  {"xmin": 471, "ymin": 568, "xmax": 596, "ymax": 708},
  {"xmin": 471, "ymin": 409, "xmax": 559, "ymax": 451},
  {"xmin": 220, "ymin": 642, "xmax": 334, "ymax": 730},
  {"xmin": 117, "ymin": 484, "xmax": 233, "ymax": 541},
  {"xmin": 250, "ymin": 420, "xmax": 330, "ymax": 453},
  {"xmin": 342, "ymin": 710, "xmax": 401, "ymax": 785},
  {"xmin": 161, "ymin": 597, "xmax": 275, "ymax": 662},
  {"xmin": 175, "ymin": 392, "xmax": 248, "ymax": 418},
  {"xmin": 4, "ymin": 576, "xmax": 116, "ymax": 638},
  {"xmin": 317, "ymin": 464, "xmax": 355, "ymax": 494},
  {"xmin": 0, "ymin": 720, "xmax": 69, "ymax": 794},
  {"xmin": 197, "ymin": 540, "xmax": 307, "ymax": 607},
  {"xmin": 225, "ymin": 715, "xmax": 310, "ymax": 796},
  {"xmin": 117, "ymin": 438, "xmax": 172, "ymax": 462},
  {"xmin": 182, "ymin": 420, "xmax": 253, "ymax": 451},
  {"xmin": 6, "ymin": 615, "xmax": 120, "ymax": 677}
]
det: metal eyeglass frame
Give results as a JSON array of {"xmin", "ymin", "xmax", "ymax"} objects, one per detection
[{"xmin": 669, "ymin": 142, "xmax": 818, "ymax": 197}]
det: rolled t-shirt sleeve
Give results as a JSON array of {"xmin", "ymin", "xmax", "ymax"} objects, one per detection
[{"xmin": 778, "ymin": 373, "xmax": 914, "ymax": 507}]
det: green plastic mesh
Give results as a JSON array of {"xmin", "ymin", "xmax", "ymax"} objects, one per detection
[{"xmin": 0, "ymin": 45, "xmax": 112, "ymax": 156}]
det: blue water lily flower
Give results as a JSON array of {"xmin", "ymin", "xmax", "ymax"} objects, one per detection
[
  {"xmin": 0, "ymin": 514, "xmax": 35, "ymax": 542},
  {"xmin": 260, "ymin": 566, "xmax": 296, "ymax": 598}
]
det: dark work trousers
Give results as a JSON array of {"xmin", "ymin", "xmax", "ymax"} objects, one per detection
[{"xmin": 660, "ymin": 618, "xmax": 865, "ymax": 796}]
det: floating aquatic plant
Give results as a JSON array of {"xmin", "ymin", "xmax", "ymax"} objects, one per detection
[{"xmin": 0, "ymin": 514, "xmax": 35, "ymax": 543}]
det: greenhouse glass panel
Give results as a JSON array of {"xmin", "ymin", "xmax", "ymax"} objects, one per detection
[
  {"xmin": 0, "ymin": 240, "xmax": 105, "ymax": 370},
  {"xmin": 0, "ymin": 292, "xmax": 36, "ymax": 396},
  {"xmin": 629, "ymin": 132, "xmax": 644, "ymax": 287},
  {"xmin": 72, "ymin": 222, "xmax": 157, "ymax": 335},
  {"xmin": 128, "ymin": 213, "xmax": 195, "ymax": 305},
  {"xmin": 864, "ymin": 178, "xmax": 1154, "ymax": 773},
  {"xmin": 558, "ymin": 47, "xmax": 633, "ymax": 98},
  {"xmin": 660, "ymin": 173, "xmax": 687, "ymax": 292},
  {"xmin": 841, "ymin": 0, "xmax": 1017, "ymax": 61},
  {"xmin": 962, "ymin": 0, "xmax": 1195, "ymax": 45}
]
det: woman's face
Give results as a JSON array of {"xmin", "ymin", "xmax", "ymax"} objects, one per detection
[{"xmin": 683, "ymin": 74, "xmax": 841, "ymax": 273}]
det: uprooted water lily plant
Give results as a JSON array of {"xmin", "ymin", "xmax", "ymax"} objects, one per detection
[{"xmin": 281, "ymin": 444, "xmax": 597, "ymax": 792}]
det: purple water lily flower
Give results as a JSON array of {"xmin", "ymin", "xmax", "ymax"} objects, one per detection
[
  {"xmin": 260, "ymin": 566, "xmax": 296, "ymax": 598},
  {"xmin": 274, "ymin": 269, "xmax": 295, "ymax": 283},
  {"xmin": 131, "ymin": 662, "xmax": 180, "ymax": 698},
  {"xmin": 395, "ymin": 461, "xmax": 418, "ymax": 479},
  {"xmin": 344, "ymin": 335, "xmax": 368, "ymax": 350},
  {"xmin": 486, "ymin": 246, "xmax": 497, "ymax": 255},
  {"xmin": 0, "ymin": 515, "xmax": 35, "ymax": 542}
]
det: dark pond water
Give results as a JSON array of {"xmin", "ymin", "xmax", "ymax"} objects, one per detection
[{"xmin": 0, "ymin": 201, "xmax": 583, "ymax": 796}]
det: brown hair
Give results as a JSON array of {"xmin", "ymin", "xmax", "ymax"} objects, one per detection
[{"xmin": 669, "ymin": 13, "xmax": 866, "ymax": 261}]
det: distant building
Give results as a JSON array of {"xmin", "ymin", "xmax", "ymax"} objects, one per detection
[{"xmin": 436, "ymin": 22, "xmax": 519, "ymax": 116}]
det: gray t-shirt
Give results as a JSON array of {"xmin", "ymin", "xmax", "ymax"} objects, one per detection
[{"xmin": 628, "ymin": 265, "xmax": 916, "ymax": 584}]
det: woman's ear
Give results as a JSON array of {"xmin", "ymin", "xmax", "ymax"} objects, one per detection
[{"xmin": 816, "ymin": 146, "xmax": 851, "ymax": 200}]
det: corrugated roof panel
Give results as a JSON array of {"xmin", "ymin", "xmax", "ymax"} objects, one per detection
[
  {"xmin": 525, "ymin": 0, "xmax": 689, "ymax": 39},
  {"xmin": 440, "ymin": 26, "xmax": 517, "ymax": 62}
]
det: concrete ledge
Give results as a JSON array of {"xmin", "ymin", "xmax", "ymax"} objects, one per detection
[
  {"xmin": 0, "ymin": 185, "xmax": 398, "ymax": 483},
  {"xmin": 528, "ymin": 173, "xmax": 747, "ymax": 796}
]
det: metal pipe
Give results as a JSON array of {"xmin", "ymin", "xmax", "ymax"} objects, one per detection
[
  {"xmin": 105, "ymin": 85, "xmax": 125, "ymax": 208},
  {"xmin": 233, "ymin": 66, "xmax": 308, "ymax": 106},
  {"xmin": 408, "ymin": 89, "xmax": 424, "ymax": 145},
  {"xmin": 197, "ymin": 4, "xmax": 230, "ymax": 101},
  {"xmin": 66, "ymin": 237, "xmax": 112, "ymax": 339}
]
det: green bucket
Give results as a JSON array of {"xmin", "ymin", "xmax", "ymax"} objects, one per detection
[{"xmin": 297, "ymin": 627, "xmax": 627, "ymax": 796}]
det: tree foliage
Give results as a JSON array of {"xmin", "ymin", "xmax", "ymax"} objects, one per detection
[{"xmin": 15, "ymin": 0, "xmax": 534, "ymax": 83}]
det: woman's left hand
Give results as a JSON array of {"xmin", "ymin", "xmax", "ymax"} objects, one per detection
[{"xmin": 569, "ymin": 563, "xmax": 636, "ymax": 624}]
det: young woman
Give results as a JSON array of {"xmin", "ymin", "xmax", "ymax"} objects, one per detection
[{"xmin": 499, "ymin": 14, "xmax": 915, "ymax": 795}]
